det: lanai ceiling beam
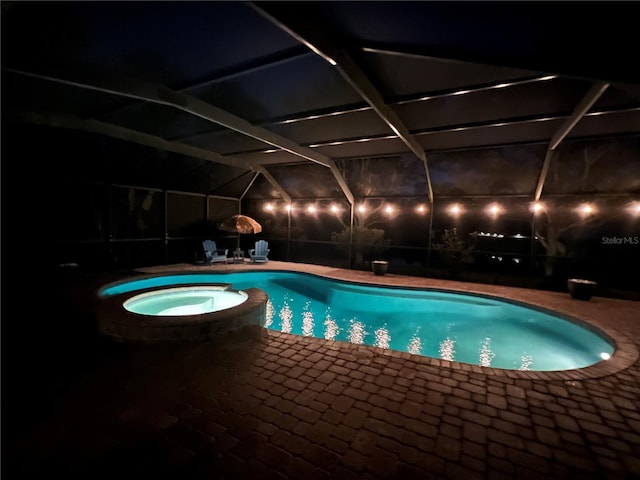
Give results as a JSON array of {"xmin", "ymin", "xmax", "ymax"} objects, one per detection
[
  {"xmin": 5, "ymin": 66, "xmax": 354, "ymax": 204},
  {"xmin": 254, "ymin": 166, "xmax": 292, "ymax": 204},
  {"xmin": 11, "ymin": 110, "xmax": 252, "ymax": 169},
  {"xmin": 12, "ymin": 110, "xmax": 294, "ymax": 203},
  {"xmin": 534, "ymin": 81, "xmax": 610, "ymax": 201},
  {"xmin": 249, "ymin": 2, "xmax": 434, "ymax": 203}
]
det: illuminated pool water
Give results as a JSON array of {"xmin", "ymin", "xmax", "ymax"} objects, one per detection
[
  {"xmin": 123, "ymin": 286, "xmax": 247, "ymax": 316},
  {"xmin": 99, "ymin": 271, "xmax": 615, "ymax": 371}
]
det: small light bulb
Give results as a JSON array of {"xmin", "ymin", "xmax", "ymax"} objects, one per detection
[{"xmin": 489, "ymin": 204, "xmax": 502, "ymax": 216}]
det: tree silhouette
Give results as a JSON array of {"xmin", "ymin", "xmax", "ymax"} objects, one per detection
[
  {"xmin": 330, "ymin": 199, "xmax": 393, "ymax": 267},
  {"xmin": 432, "ymin": 228, "xmax": 475, "ymax": 278},
  {"xmin": 330, "ymin": 158, "xmax": 404, "ymax": 267},
  {"xmin": 535, "ymin": 139, "xmax": 636, "ymax": 277}
]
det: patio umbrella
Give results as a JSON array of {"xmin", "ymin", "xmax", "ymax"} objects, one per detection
[
  {"xmin": 219, "ymin": 214, "xmax": 262, "ymax": 235},
  {"xmin": 219, "ymin": 214, "xmax": 262, "ymax": 249}
]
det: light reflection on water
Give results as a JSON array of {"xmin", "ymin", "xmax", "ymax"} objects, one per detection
[
  {"xmin": 265, "ymin": 299, "xmax": 274, "ymax": 328},
  {"xmin": 374, "ymin": 325, "xmax": 391, "ymax": 349},
  {"xmin": 264, "ymin": 286, "xmax": 601, "ymax": 372},
  {"xmin": 279, "ymin": 296, "xmax": 293, "ymax": 333},
  {"xmin": 479, "ymin": 337, "xmax": 496, "ymax": 367},
  {"xmin": 301, "ymin": 301, "xmax": 314, "ymax": 337},
  {"xmin": 407, "ymin": 329, "xmax": 422, "ymax": 355},
  {"xmin": 323, "ymin": 309, "xmax": 339, "ymax": 340},
  {"xmin": 520, "ymin": 355, "xmax": 533, "ymax": 371},
  {"xmin": 439, "ymin": 338, "xmax": 456, "ymax": 361},
  {"xmin": 251, "ymin": 274, "xmax": 613, "ymax": 371},
  {"xmin": 348, "ymin": 319, "xmax": 366, "ymax": 345}
]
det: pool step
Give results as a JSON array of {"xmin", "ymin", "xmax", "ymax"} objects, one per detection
[{"xmin": 328, "ymin": 285, "xmax": 503, "ymax": 316}]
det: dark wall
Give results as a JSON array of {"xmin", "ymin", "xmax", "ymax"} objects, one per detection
[{"xmin": 2, "ymin": 122, "xmax": 240, "ymax": 273}]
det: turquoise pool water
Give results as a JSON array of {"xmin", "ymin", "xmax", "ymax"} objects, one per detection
[{"xmin": 99, "ymin": 271, "xmax": 614, "ymax": 371}]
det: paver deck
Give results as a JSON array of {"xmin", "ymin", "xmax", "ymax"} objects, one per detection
[{"xmin": 5, "ymin": 261, "xmax": 640, "ymax": 479}]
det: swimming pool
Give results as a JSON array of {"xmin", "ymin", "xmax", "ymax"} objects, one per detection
[{"xmin": 99, "ymin": 271, "xmax": 615, "ymax": 371}]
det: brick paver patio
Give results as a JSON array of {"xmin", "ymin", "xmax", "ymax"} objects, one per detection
[{"xmin": 5, "ymin": 262, "xmax": 640, "ymax": 479}]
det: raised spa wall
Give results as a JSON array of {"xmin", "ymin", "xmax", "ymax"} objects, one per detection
[{"xmin": 96, "ymin": 285, "xmax": 268, "ymax": 343}]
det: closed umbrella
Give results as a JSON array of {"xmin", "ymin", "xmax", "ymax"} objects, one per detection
[{"xmin": 219, "ymin": 214, "xmax": 262, "ymax": 249}]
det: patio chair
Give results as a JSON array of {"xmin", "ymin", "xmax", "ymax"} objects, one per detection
[
  {"xmin": 202, "ymin": 240, "xmax": 228, "ymax": 265},
  {"xmin": 249, "ymin": 240, "xmax": 270, "ymax": 263}
]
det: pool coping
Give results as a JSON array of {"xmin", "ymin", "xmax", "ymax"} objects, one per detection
[{"xmin": 131, "ymin": 262, "xmax": 639, "ymax": 381}]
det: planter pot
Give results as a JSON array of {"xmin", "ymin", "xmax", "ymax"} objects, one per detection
[
  {"xmin": 372, "ymin": 260, "xmax": 388, "ymax": 276},
  {"xmin": 568, "ymin": 278, "xmax": 597, "ymax": 301}
]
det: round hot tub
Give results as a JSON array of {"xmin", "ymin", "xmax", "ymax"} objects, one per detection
[
  {"xmin": 96, "ymin": 282, "xmax": 268, "ymax": 343},
  {"xmin": 124, "ymin": 286, "xmax": 247, "ymax": 316}
]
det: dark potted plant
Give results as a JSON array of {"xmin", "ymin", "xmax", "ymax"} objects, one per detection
[
  {"xmin": 371, "ymin": 260, "xmax": 389, "ymax": 275},
  {"xmin": 433, "ymin": 228, "xmax": 475, "ymax": 279},
  {"xmin": 332, "ymin": 226, "xmax": 390, "ymax": 270},
  {"xmin": 567, "ymin": 278, "xmax": 597, "ymax": 301}
]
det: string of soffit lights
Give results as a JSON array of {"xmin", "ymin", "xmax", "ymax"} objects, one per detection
[{"xmin": 261, "ymin": 197, "xmax": 640, "ymax": 218}]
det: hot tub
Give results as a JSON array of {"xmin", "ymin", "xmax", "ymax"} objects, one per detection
[
  {"xmin": 124, "ymin": 286, "xmax": 247, "ymax": 316},
  {"xmin": 96, "ymin": 282, "xmax": 268, "ymax": 343}
]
